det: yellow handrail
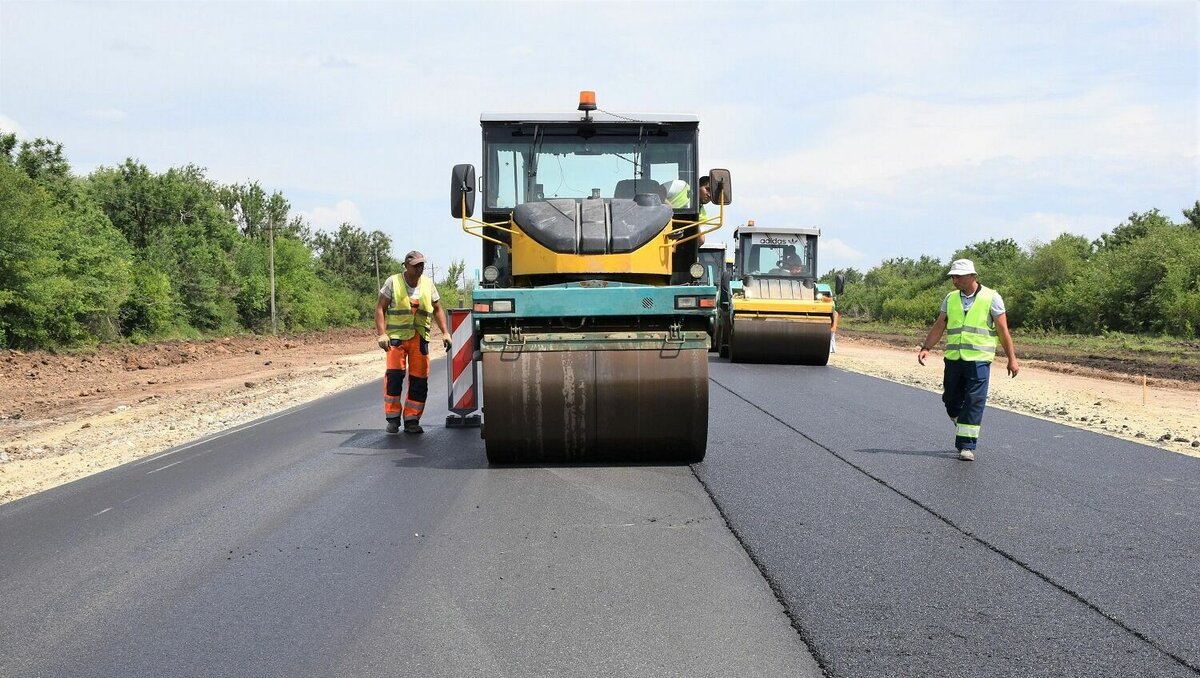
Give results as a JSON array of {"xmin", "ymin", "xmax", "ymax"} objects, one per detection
[
  {"xmin": 661, "ymin": 200, "xmax": 726, "ymax": 252},
  {"xmin": 459, "ymin": 194, "xmax": 517, "ymax": 246}
]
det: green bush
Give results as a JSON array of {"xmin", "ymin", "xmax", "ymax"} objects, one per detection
[{"xmin": 120, "ymin": 260, "xmax": 177, "ymax": 341}]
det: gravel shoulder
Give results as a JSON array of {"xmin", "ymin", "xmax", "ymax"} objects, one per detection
[
  {"xmin": 2, "ymin": 329, "xmax": 1197, "ymax": 506},
  {"xmin": 0, "ymin": 328, "xmax": 446, "ymax": 504},
  {"xmin": 830, "ymin": 335, "xmax": 1200, "ymax": 458}
]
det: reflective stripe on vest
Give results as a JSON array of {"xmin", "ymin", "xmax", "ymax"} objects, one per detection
[
  {"xmin": 385, "ymin": 274, "xmax": 435, "ymax": 340},
  {"xmin": 944, "ymin": 285, "xmax": 998, "ymax": 362}
]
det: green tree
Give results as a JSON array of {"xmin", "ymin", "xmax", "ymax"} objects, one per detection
[
  {"xmin": 0, "ymin": 163, "xmax": 61, "ymax": 347},
  {"xmin": 1060, "ymin": 214, "xmax": 1199, "ymax": 336},
  {"xmin": 1092, "ymin": 209, "xmax": 1173, "ymax": 251},
  {"xmin": 820, "ymin": 267, "xmax": 863, "ymax": 287},
  {"xmin": 1182, "ymin": 201, "xmax": 1200, "ymax": 230},
  {"xmin": 437, "ymin": 259, "xmax": 472, "ymax": 309},
  {"xmin": 0, "ymin": 133, "xmax": 17, "ymax": 165},
  {"xmin": 88, "ymin": 161, "xmax": 242, "ymax": 334},
  {"xmin": 313, "ymin": 223, "xmax": 394, "ymax": 297},
  {"xmin": 15, "ymin": 138, "xmax": 73, "ymax": 200},
  {"xmin": 5, "ymin": 137, "xmax": 137, "ymax": 346}
]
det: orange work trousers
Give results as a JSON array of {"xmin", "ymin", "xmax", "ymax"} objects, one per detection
[{"xmin": 384, "ymin": 334, "xmax": 430, "ymax": 425}]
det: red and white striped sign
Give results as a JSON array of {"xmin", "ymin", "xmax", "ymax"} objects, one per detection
[{"xmin": 447, "ymin": 309, "xmax": 477, "ymax": 414}]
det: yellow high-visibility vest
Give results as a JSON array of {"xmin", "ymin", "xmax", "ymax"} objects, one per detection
[
  {"xmin": 945, "ymin": 286, "xmax": 998, "ymax": 362},
  {"xmin": 385, "ymin": 274, "xmax": 434, "ymax": 341}
]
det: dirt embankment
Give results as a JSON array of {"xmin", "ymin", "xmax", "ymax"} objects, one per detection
[
  {"xmin": 0, "ymin": 328, "xmax": 447, "ymax": 504},
  {"xmin": 1, "ymin": 327, "xmax": 1197, "ymax": 506}
]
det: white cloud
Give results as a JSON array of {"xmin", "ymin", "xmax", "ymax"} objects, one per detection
[
  {"xmin": 0, "ymin": 115, "xmax": 28, "ymax": 137},
  {"xmin": 1000, "ymin": 212, "xmax": 1119, "ymax": 244},
  {"xmin": 85, "ymin": 108, "xmax": 127, "ymax": 122},
  {"xmin": 298, "ymin": 200, "xmax": 363, "ymax": 230},
  {"xmin": 820, "ymin": 238, "xmax": 866, "ymax": 263},
  {"xmin": 733, "ymin": 87, "xmax": 1191, "ymax": 197}
]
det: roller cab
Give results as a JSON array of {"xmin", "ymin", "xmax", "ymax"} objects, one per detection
[
  {"xmin": 452, "ymin": 92, "xmax": 732, "ymax": 464},
  {"xmin": 716, "ymin": 222, "xmax": 843, "ymax": 365}
]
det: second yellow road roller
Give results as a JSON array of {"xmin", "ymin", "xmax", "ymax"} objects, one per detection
[{"xmin": 715, "ymin": 221, "xmax": 844, "ymax": 365}]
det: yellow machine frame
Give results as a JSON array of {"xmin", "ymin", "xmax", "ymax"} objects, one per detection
[
  {"xmin": 732, "ymin": 297, "xmax": 834, "ymax": 317},
  {"xmin": 458, "ymin": 195, "xmax": 726, "ymax": 280}
]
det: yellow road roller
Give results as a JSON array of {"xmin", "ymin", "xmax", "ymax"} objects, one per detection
[
  {"xmin": 451, "ymin": 91, "xmax": 731, "ymax": 464},
  {"xmin": 715, "ymin": 222, "xmax": 844, "ymax": 365}
]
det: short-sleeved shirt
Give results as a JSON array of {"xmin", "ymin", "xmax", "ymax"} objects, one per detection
[
  {"xmin": 379, "ymin": 275, "xmax": 440, "ymax": 305},
  {"xmin": 941, "ymin": 285, "xmax": 1005, "ymax": 328}
]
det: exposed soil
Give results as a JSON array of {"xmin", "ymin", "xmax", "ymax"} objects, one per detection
[
  {"xmin": 1, "ymin": 328, "xmax": 1197, "ymax": 506},
  {"xmin": 0, "ymin": 327, "xmax": 448, "ymax": 504}
]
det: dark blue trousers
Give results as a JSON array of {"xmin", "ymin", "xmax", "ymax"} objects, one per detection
[{"xmin": 942, "ymin": 359, "xmax": 991, "ymax": 451}]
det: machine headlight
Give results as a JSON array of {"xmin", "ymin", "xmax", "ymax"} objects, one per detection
[
  {"xmin": 689, "ymin": 263, "xmax": 705, "ymax": 280},
  {"xmin": 483, "ymin": 265, "xmax": 500, "ymax": 283}
]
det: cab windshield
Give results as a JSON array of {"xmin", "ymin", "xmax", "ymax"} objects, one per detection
[
  {"xmin": 740, "ymin": 234, "xmax": 817, "ymax": 278},
  {"xmin": 484, "ymin": 124, "xmax": 697, "ymax": 210}
]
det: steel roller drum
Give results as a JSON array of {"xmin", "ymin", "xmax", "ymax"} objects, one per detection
[
  {"xmin": 481, "ymin": 348, "xmax": 709, "ymax": 464},
  {"xmin": 729, "ymin": 317, "xmax": 831, "ymax": 365}
]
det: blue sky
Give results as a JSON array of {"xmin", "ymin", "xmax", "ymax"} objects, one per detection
[{"xmin": 1, "ymin": 1, "xmax": 1196, "ymax": 279}]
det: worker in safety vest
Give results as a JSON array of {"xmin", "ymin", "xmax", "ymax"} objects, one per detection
[
  {"xmin": 374, "ymin": 250, "xmax": 450, "ymax": 435},
  {"xmin": 917, "ymin": 258, "xmax": 1019, "ymax": 461},
  {"xmin": 664, "ymin": 179, "xmax": 691, "ymax": 209},
  {"xmin": 665, "ymin": 177, "xmax": 712, "ymax": 243}
]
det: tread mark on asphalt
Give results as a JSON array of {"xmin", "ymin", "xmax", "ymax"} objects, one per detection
[{"xmin": 706, "ymin": 377, "xmax": 1200, "ymax": 676}]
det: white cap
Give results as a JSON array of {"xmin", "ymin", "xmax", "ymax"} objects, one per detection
[
  {"xmin": 947, "ymin": 258, "xmax": 977, "ymax": 276},
  {"xmin": 663, "ymin": 179, "xmax": 687, "ymax": 200}
]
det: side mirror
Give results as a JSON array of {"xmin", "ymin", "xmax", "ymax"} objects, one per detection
[
  {"xmin": 835, "ymin": 273, "xmax": 845, "ymax": 296},
  {"xmin": 451, "ymin": 164, "xmax": 476, "ymax": 218},
  {"xmin": 708, "ymin": 168, "xmax": 732, "ymax": 206}
]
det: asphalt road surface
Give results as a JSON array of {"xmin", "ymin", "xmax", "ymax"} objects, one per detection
[
  {"xmin": 1, "ymin": 356, "xmax": 1197, "ymax": 678},
  {"xmin": 699, "ymin": 360, "xmax": 1200, "ymax": 678}
]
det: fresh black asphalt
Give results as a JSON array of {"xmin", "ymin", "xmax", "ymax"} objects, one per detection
[
  {"xmin": 1, "ymin": 354, "xmax": 1197, "ymax": 678},
  {"xmin": 701, "ymin": 358, "xmax": 1200, "ymax": 678},
  {"xmin": 0, "ymin": 357, "xmax": 817, "ymax": 678}
]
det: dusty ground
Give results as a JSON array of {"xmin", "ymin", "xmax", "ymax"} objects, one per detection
[
  {"xmin": 831, "ymin": 333, "xmax": 1200, "ymax": 459},
  {"xmin": 2, "ymin": 329, "xmax": 1197, "ymax": 505},
  {"xmin": 0, "ymin": 328, "xmax": 446, "ymax": 504}
]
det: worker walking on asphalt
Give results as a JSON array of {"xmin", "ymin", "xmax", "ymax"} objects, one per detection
[
  {"xmin": 375, "ymin": 250, "xmax": 450, "ymax": 435},
  {"xmin": 917, "ymin": 259, "xmax": 1020, "ymax": 460}
]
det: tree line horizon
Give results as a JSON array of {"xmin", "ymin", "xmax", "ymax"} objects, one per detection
[
  {"xmin": 1, "ymin": 134, "xmax": 473, "ymax": 351},
  {"xmin": 2, "ymin": 133, "xmax": 1197, "ymax": 350},
  {"xmin": 819, "ymin": 202, "xmax": 1199, "ymax": 338}
]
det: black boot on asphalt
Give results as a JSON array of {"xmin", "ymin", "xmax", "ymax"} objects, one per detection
[
  {"xmin": 404, "ymin": 422, "xmax": 424, "ymax": 435},
  {"xmin": 386, "ymin": 421, "xmax": 400, "ymax": 435}
]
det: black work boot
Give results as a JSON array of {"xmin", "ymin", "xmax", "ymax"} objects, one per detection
[
  {"xmin": 403, "ymin": 421, "xmax": 424, "ymax": 435},
  {"xmin": 385, "ymin": 420, "xmax": 400, "ymax": 435}
]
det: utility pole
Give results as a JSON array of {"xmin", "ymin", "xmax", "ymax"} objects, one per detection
[
  {"xmin": 459, "ymin": 265, "xmax": 468, "ymax": 309},
  {"xmin": 268, "ymin": 214, "xmax": 277, "ymax": 336},
  {"xmin": 373, "ymin": 245, "xmax": 381, "ymax": 291}
]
